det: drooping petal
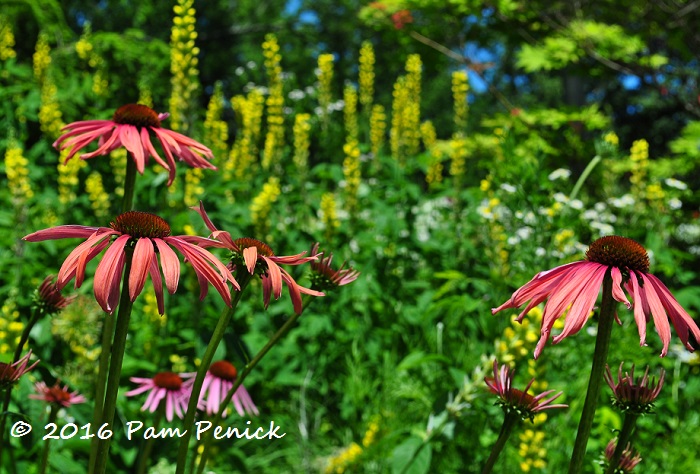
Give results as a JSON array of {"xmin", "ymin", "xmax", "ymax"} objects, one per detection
[
  {"xmin": 645, "ymin": 273, "xmax": 700, "ymax": 351},
  {"xmin": 243, "ymin": 246, "xmax": 259, "ymax": 274},
  {"xmin": 637, "ymin": 273, "xmax": 672, "ymax": 356},
  {"xmin": 23, "ymin": 225, "xmax": 110, "ymax": 241},
  {"xmin": 610, "ymin": 267, "xmax": 632, "ymax": 309},
  {"xmin": 153, "ymin": 238, "xmax": 180, "ymax": 294},
  {"xmin": 94, "ymin": 234, "xmax": 130, "ymax": 313},
  {"xmin": 148, "ymin": 255, "xmax": 165, "ymax": 315},
  {"xmin": 190, "ymin": 201, "xmax": 219, "ymax": 232},
  {"xmin": 262, "ymin": 257, "xmax": 283, "ymax": 299},
  {"xmin": 129, "ymin": 238, "xmax": 156, "ymax": 302},
  {"xmin": 626, "ymin": 271, "xmax": 648, "ymax": 347},
  {"xmin": 552, "ymin": 266, "xmax": 606, "ymax": 344}
]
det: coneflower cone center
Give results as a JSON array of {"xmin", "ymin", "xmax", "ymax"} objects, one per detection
[
  {"xmin": 507, "ymin": 388, "xmax": 535, "ymax": 407},
  {"xmin": 153, "ymin": 372, "xmax": 183, "ymax": 391},
  {"xmin": 110, "ymin": 211, "xmax": 171, "ymax": 239},
  {"xmin": 585, "ymin": 236, "xmax": 649, "ymax": 273},
  {"xmin": 0, "ymin": 363, "xmax": 17, "ymax": 381},
  {"xmin": 113, "ymin": 104, "xmax": 161, "ymax": 128},
  {"xmin": 47, "ymin": 386, "xmax": 72, "ymax": 404},
  {"xmin": 233, "ymin": 237, "xmax": 274, "ymax": 257},
  {"xmin": 209, "ymin": 361, "xmax": 237, "ymax": 381}
]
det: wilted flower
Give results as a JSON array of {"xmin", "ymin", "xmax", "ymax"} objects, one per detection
[
  {"xmin": 30, "ymin": 381, "xmax": 86, "ymax": 408},
  {"xmin": 308, "ymin": 242, "xmax": 360, "ymax": 291},
  {"xmin": 604, "ymin": 363, "xmax": 665, "ymax": 415},
  {"xmin": 34, "ymin": 275, "xmax": 76, "ymax": 315},
  {"xmin": 125, "ymin": 372, "xmax": 190, "ymax": 422},
  {"xmin": 0, "ymin": 351, "xmax": 39, "ymax": 390},
  {"xmin": 53, "ymin": 104, "xmax": 216, "ymax": 185},
  {"xmin": 492, "ymin": 236, "xmax": 700, "ymax": 358},
  {"xmin": 191, "ymin": 202, "xmax": 324, "ymax": 314},
  {"xmin": 604, "ymin": 439, "xmax": 642, "ymax": 472},
  {"xmin": 485, "ymin": 360, "xmax": 567, "ymax": 421},
  {"xmin": 24, "ymin": 211, "xmax": 237, "ymax": 314}
]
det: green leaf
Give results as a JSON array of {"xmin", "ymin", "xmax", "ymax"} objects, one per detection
[{"xmin": 391, "ymin": 436, "xmax": 433, "ymax": 474}]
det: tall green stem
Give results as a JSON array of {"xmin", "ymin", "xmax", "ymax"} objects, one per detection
[
  {"xmin": 38, "ymin": 406, "xmax": 58, "ymax": 474},
  {"xmin": 174, "ymin": 274, "xmax": 252, "ymax": 474},
  {"xmin": 481, "ymin": 412, "xmax": 518, "ymax": 474},
  {"xmin": 568, "ymin": 272, "xmax": 616, "ymax": 474},
  {"xmin": 93, "ymin": 250, "xmax": 135, "ymax": 474},
  {"xmin": 196, "ymin": 299, "xmax": 311, "ymax": 474},
  {"xmin": 570, "ymin": 155, "xmax": 601, "ymax": 202},
  {"xmin": 604, "ymin": 413, "xmax": 638, "ymax": 474},
  {"xmin": 88, "ymin": 311, "xmax": 116, "ymax": 472},
  {"xmin": 122, "ymin": 156, "xmax": 137, "ymax": 213}
]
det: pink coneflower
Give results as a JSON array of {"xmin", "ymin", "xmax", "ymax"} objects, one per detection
[
  {"xmin": 604, "ymin": 363, "xmax": 665, "ymax": 415},
  {"xmin": 308, "ymin": 242, "xmax": 360, "ymax": 291},
  {"xmin": 30, "ymin": 381, "xmax": 86, "ymax": 408},
  {"xmin": 53, "ymin": 104, "xmax": 216, "ymax": 186},
  {"xmin": 604, "ymin": 439, "xmax": 642, "ymax": 472},
  {"xmin": 125, "ymin": 372, "xmax": 190, "ymax": 422},
  {"xmin": 485, "ymin": 360, "xmax": 567, "ymax": 421},
  {"xmin": 34, "ymin": 275, "xmax": 76, "ymax": 315},
  {"xmin": 23, "ymin": 211, "xmax": 237, "ymax": 314},
  {"xmin": 185, "ymin": 360, "xmax": 259, "ymax": 417},
  {"xmin": 191, "ymin": 202, "xmax": 324, "ymax": 314},
  {"xmin": 0, "ymin": 351, "xmax": 39, "ymax": 390},
  {"xmin": 492, "ymin": 236, "xmax": 700, "ymax": 358}
]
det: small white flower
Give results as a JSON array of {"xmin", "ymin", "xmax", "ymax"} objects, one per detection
[
  {"xmin": 235, "ymin": 67, "xmax": 245, "ymax": 76},
  {"xmin": 246, "ymin": 61, "xmax": 257, "ymax": 69},
  {"xmin": 664, "ymin": 178, "xmax": 687, "ymax": 190},
  {"xmin": 535, "ymin": 247, "xmax": 546, "ymax": 257},
  {"xmin": 568, "ymin": 199, "xmax": 584, "ymax": 210},
  {"xmin": 548, "ymin": 168, "xmax": 571, "ymax": 181},
  {"xmin": 668, "ymin": 198, "xmax": 682, "ymax": 210},
  {"xmin": 500, "ymin": 183, "xmax": 516, "ymax": 193},
  {"xmin": 609, "ymin": 194, "xmax": 635, "ymax": 208},
  {"xmin": 553, "ymin": 192, "xmax": 568, "ymax": 203},
  {"xmin": 288, "ymin": 89, "xmax": 305, "ymax": 100}
]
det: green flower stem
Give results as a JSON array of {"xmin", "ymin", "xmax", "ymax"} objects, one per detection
[
  {"xmin": 569, "ymin": 155, "xmax": 601, "ymax": 202},
  {"xmin": 122, "ymin": 154, "xmax": 137, "ymax": 213},
  {"xmin": 568, "ymin": 272, "xmax": 616, "ymax": 474},
  {"xmin": 93, "ymin": 249, "xmax": 135, "ymax": 474},
  {"xmin": 0, "ymin": 308, "xmax": 42, "ymax": 467},
  {"xmin": 174, "ymin": 274, "xmax": 253, "ymax": 474},
  {"xmin": 38, "ymin": 405, "xmax": 58, "ymax": 474},
  {"xmin": 196, "ymin": 298, "xmax": 312, "ymax": 474},
  {"xmin": 481, "ymin": 411, "xmax": 519, "ymax": 474},
  {"xmin": 135, "ymin": 405, "xmax": 163, "ymax": 474},
  {"xmin": 604, "ymin": 413, "xmax": 639, "ymax": 474},
  {"xmin": 12, "ymin": 308, "xmax": 41, "ymax": 364},
  {"xmin": 88, "ymin": 311, "xmax": 116, "ymax": 472}
]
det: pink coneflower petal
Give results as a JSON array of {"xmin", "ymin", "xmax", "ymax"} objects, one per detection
[
  {"xmin": 243, "ymin": 246, "xmax": 259, "ymax": 274},
  {"xmin": 153, "ymin": 238, "xmax": 181, "ymax": 294},
  {"xmin": 94, "ymin": 234, "xmax": 130, "ymax": 313},
  {"xmin": 262, "ymin": 257, "xmax": 284, "ymax": 299},
  {"xmin": 130, "ymin": 237, "xmax": 156, "ymax": 302},
  {"xmin": 493, "ymin": 236, "xmax": 700, "ymax": 358}
]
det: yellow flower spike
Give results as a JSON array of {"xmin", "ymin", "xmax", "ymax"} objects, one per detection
[
  {"xmin": 250, "ymin": 177, "xmax": 281, "ymax": 239},
  {"xmin": 4, "ymin": 144, "xmax": 34, "ymax": 202},
  {"xmin": 358, "ymin": 41, "xmax": 375, "ymax": 109},
  {"xmin": 169, "ymin": 0, "xmax": 201, "ymax": 131},
  {"xmin": 452, "ymin": 70, "xmax": 469, "ymax": 135},
  {"xmin": 320, "ymin": 193, "xmax": 340, "ymax": 241},
  {"xmin": 85, "ymin": 171, "xmax": 110, "ymax": 218},
  {"xmin": 344, "ymin": 85, "xmax": 359, "ymax": 142},
  {"xmin": 480, "ymin": 179, "xmax": 491, "ymax": 192},
  {"xmin": 603, "ymin": 131, "xmax": 619, "ymax": 146},
  {"xmin": 204, "ymin": 82, "xmax": 229, "ymax": 162},
  {"xmin": 343, "ymin": 139, "xmax": 361, "ymax": 216},
  {"xmin": 262, "ymin": 34, "xmax": 285, "ymax": 170},
  {"xmin": 0, "ymin": 15, "xmax": 17, "ymax": 60},
  {"xmin": 369, "ymin": 104, "xmax": 386, "ymax": 158},
  {"xmin": 293, "ymin": 113, "xmax": 312, "ymax": 173},
  {"xmin": 317, "ymin": 53, "xmax": 335, "ymax": 112}
]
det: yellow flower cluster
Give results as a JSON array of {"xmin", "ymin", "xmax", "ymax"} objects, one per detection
[
  {"xmin": 603, "ymin": 131, "xmax": 619, "ymax": 146},
  {"xmin": 4, "ymin": 144, "xmax": 34, "ymax": 202},
  {"xmin": 76, "ymin": 24, "xmax": 109, "ymax": 97},
  {"xmin": 184, "ymin": 168, "xmax": 204, "ymax": 206},
  {"xmin": 343, "ymin": 139, "xmax": 361, "ymax": 215},
  {"xmin": 404, "ymin": 55, "xmax": 422, "ymax": 155},
  {"xmin": 320, "ymin": 192, "xmax": 340, "ymax": 240},
  {"xmin": 262, "ymin": 34, "xmax": 285, "ymax": 170},
  {"xmin": 317, "ymin": 53, "xmax": 335, "ymax": 112},
  {"xmin": 58, "ymin": 149, "xmax": 86, "ymax": 205},
  {"xmin": 449, "ymin": 138, "xmax": 468, "ymax": 187},
  {"xmin": 250, "ymin": 176, "xmax": 281, "ymax": 238},
  {"xmin": 142, "ymin": 291, "xmax": 166, "ymax": 330},
  {"xmin": 51, "ymin": 296, "xmax": 102, "ymax": 381},
  {"xmin": 325, "ymin": 419, "xmax": 379, "ymax": 473},
  {"xmin": 358, "ymin": 41, "xmax": 375, "ymax": 109},
  {"xmin": 33, "ymin": 33, "xmax": 51, "ymax": 83},
  {"xmin": 344, "ymin": 84, "xmax": 359, "ymax": 142},
  {"xmin": 390, "ymin": 76, "xmax": 409, "ymax": 163},
  {"xmin": 227, "ymin": 90, "xmax": 265, "ymax": 182},
  {"xmin": 369, "ymin": 104, "xmax": 386, "ymax": 158},
  {"xmin": 0, "ymin": 15, "xmax": 16, "ymax": 61},
  {"xmin": 646, "ymin": 182, "xmax": 665, "ymax": 202},
  {"xmin": 110, "ymin": 148, "xmax": 127, "ymax": 198},
  {"xmin": 452, "ymin": 71, "xmax": 469, "ymax": 135},
  {"xmin": 629, "ymin": 139, "xmax": 649, "ymax": 199},
  {"xmin": 204, "ymin": 83, "xmax": 229, "ymax": 162},
  {"xmin": 293, "ymin": 113, "xmax": 312, "ymax": 173},
  {"xmin": 325, "ymin": 442, "xmax": 362, "ymax": 474},
  {"xmin": 169, "ymin": 0, "xmax": 201, "ymax": 132},
  {"xmin": 85, "ymin": 171, "xmax": 111, "ymax": 218},
  {"xmin": 39, "ymin": 80, "xmax": 64, "ymax": 138},
  {"xmin": 518, "ymin": 428, "xmax": 547, "ymax": 472},
  {"xmin": 0, "ymin": 301, "xmax": 23, "ymax": 355},
  {"xmin": 422, "ymin": 121, "xmax": 443, "ymax": 188}
]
